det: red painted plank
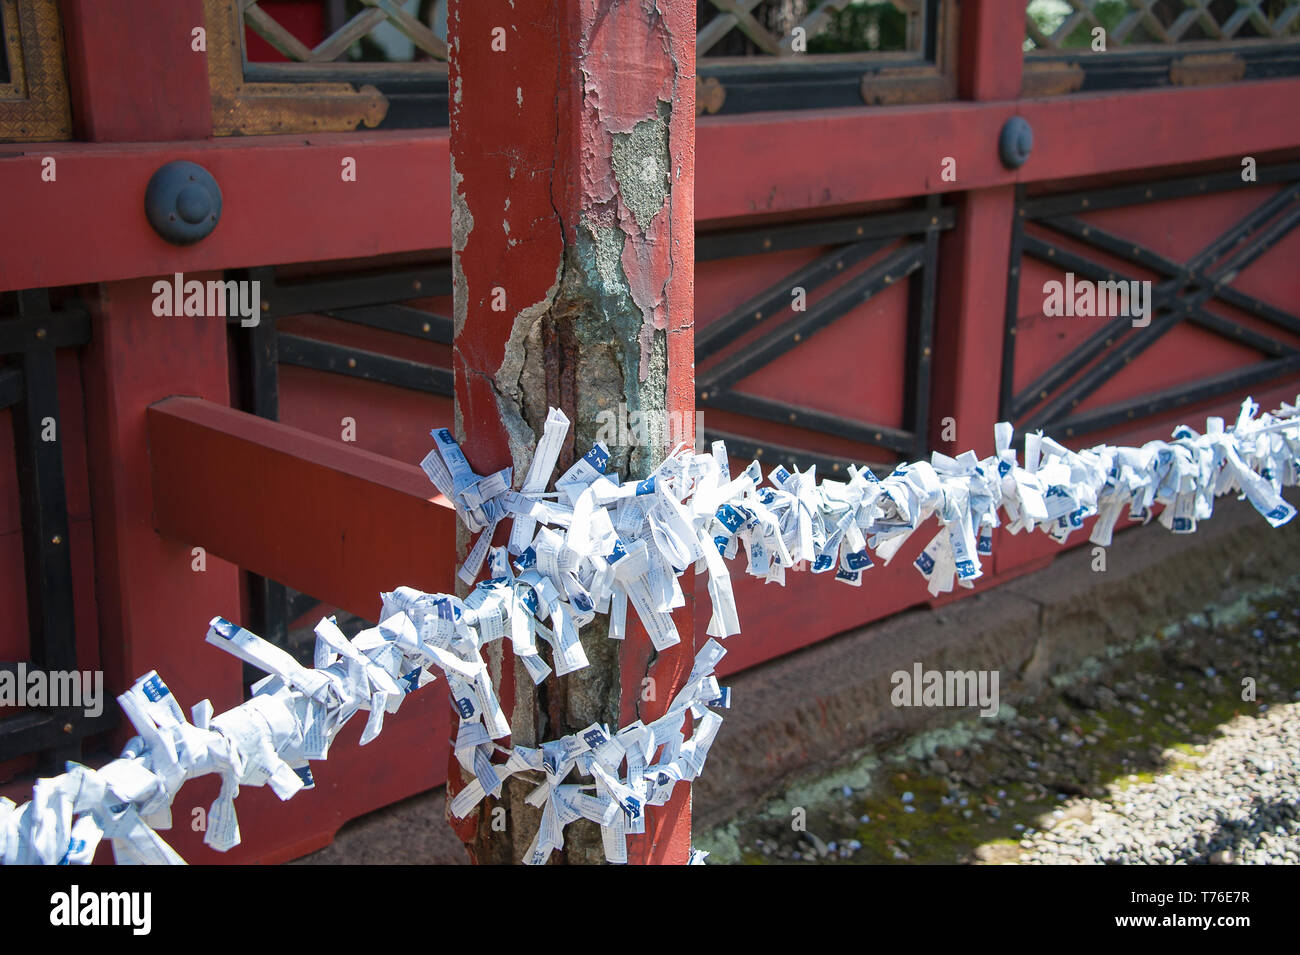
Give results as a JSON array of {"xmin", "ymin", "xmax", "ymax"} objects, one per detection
[
  {"xmin": 959, "ymin": 0, "xmax": 1025, "ymax": 101},
  {"xmin": 930, "ymin": 186, "xmax": 1017, "ymax": 458},
  {"xmin": 243, "ymin": 1, "xmax": 327, "ymax": 63},
  {"xmin": 276, "ymin": 362, "xmax": 453, "ymax": 465},
  {"xmin": 60, "ymin": 0, "xmax": 212, "ymax": 142},
  {"xmin": 695, "ymin": 79, "xmax": 1300, "ymax": 225},
  {"xmin": 146, "ymin": 396, "xmax": 458, "ymax": 623},
  {"xmin": 81, "ymin": 278, "xmax": 245, "ymax": 730},
  {"xmin": 0, "ymin": 530, "xmax": 24, "ymax": 664},
  {"xmin": 0, "ymin": 132, "xmax": 450, "ymax": 292},
  {"xmin": 4, "ymin": 79, "xmax": 1296, "ymax": 291}
]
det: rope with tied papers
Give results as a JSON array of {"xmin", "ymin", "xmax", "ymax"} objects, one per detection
[{"xmin": 2, "ymin": 395, "xmax": 1297, "ymax": 864}]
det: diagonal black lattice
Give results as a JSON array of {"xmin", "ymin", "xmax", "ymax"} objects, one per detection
[
  {"xmin": 1002, "ymin": 162, "xmax": 1300, "ymax": 440},
  {"xmin": 695, "ymin": 196, "xmax": 951, "ymax": 473}
]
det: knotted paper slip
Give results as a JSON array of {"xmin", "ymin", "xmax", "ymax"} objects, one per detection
[{"xmin": 2, "ymin": 396, "xmax": 1297, "ymax": 865}]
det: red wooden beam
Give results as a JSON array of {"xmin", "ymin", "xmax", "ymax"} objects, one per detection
[
  {"xmin": 6, "ymin": 76, "xmax": 1298, "ymax": 291},
  {"xmin": 694, "ymin": 78, "xmax": 1300, "ymax": 225},
  {"xmin": 0, "ymin": 131, "xmax": 451, "ymax": 292},
  {"xmin": 146, "ymin": 396, "xmax": 457, "ymax": 623}
]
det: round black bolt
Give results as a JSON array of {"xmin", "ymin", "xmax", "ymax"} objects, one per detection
[
  {"xmin": 999, "ymin": 116, "xmax": 1034, "ymax": 170},
  {"xmin": 145, "ymin": 160, "xmax": 223, "ymax": 245}
]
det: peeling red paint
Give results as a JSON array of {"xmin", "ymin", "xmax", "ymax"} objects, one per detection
[
  {"xmin": 449, "ymin": 3, "xmax": 564, "ymax": 462},
  {"xmin": 580, "ymin": 1, "xmax": 674, "ymax": 134},
  {"xmin": 449, "ymin": 0, "xmax": 695, "ymax": 865},
  {"xmin": 448, "ymin": 0, "xmax": 565, "ymax": 859},
  {"xmin": 570, "ymin": 0, "xmax": 693, "ymax": 374}
]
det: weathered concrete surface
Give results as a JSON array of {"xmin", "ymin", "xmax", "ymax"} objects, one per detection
[{"xmin": 296, "ymin": 489, "xmax": 1300, "ymax": 862}]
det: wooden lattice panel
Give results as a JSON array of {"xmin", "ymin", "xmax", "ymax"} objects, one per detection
[
  {"xmin": 700, "ymin": 0, "xmax": 924, "ymax": 57},
  {"xmin": 242, "ymin": 0, "xmax": 447, "ymax": 62},
  {"xmin": 206, "ymin": 0, "xmax": 389, "ymax": 135},
  {"xmin": 1026, "ymin": 0, "xmax": 1300, "ymax": 51}
]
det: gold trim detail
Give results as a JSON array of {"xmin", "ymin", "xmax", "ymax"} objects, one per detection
[
  {"xmin": 1170, "ymin": 52, "xmax": 1247, "ymax": 87},
  {"xmin": 205, "ymin": 0, "xmax": 387, "ymax": 136},
  {"xmin": 1021, "ymin": 61, "xmax": 1085, "ymax": 97},
  {"xmin": 696, "ymin": 76, "xmax": 726, "ymax": 116},
  {"xmin": 0, "ymin": 0, "xmax": 72, "ymax": 143},
  {"xmin": 859, "ymin": 0, "xmax": 957, "ymax": 106}
]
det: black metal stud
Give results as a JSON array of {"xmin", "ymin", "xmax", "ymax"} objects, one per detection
[
  {"xmin": 144, "ymin": 160, "xmax": 223, "ymax": 245},
  {"xmin": 999, "ymin": 116, "xmax": 1034, "ymax": 170}
]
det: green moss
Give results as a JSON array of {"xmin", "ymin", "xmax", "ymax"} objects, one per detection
[{"xmin": 697, "ymin": 577, "xmax": 1300, "ymax": 864}]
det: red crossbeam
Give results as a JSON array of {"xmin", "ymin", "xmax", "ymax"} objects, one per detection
[{"xmin": 146, "ymin": 396, "xmax": 457, "ymax": 622}]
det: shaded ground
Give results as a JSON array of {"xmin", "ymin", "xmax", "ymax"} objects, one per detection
[{"xmin": 696, "ymin": 578, "xmax": 1300, "ymax": 864}]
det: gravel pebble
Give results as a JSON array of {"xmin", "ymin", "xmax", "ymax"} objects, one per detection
[{"xmin": 1019, "ymin": 702, "xmax": 1300, "ymax": 865}]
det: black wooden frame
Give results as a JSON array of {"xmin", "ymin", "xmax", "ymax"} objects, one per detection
[
  {"xmin": 0, "ymin": 290, "xmax": 116, "ymax": 765},
  {"xmin": 1025, "ymin": 40, "xmax": 1300, "ymax": 95}
]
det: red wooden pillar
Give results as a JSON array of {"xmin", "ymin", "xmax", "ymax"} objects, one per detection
[
  {"xmin": 934, "ymin": 2, "xmax": 1052, "ymax": 580},
  {"xmin": 447, "ymin": 0, "xmax": 696, "ymax": 864},
  {"xmin": 83, "ymin": 281, "xmax": 244, "ymax": 718},
  {"xmin": 71, "ymin": 2, "xmax": 244, "ymax": 719},
  {"xmin": 931, "ymin": 0, "xmax": 1026, "ymax": 458}
]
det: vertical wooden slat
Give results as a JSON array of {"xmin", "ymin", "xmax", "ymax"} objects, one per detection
[
  {"xmin": 932, "ymin": 0, "xmax": 1026, "ymax": 458},
  {"xmin": 11, "ymin": 291, "xmax": 76, "ymax": 676},
  {"xmin": 906, "ymin": 194, "xmax": 941, "ymax": 461},
  {"xmin": 59, "ymin": 0, "xmax": 213, "ymax": 141},
  {"xmin": 81, "ymin": 277, "xmax": 245, "ymax": 728},
  {"xmin": 232, "ymin": 266, "xmax": 288, "ymax": 671}
]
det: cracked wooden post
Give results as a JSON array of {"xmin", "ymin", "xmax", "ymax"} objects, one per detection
[{"xmin": 447, "ymin": 0, "xmax": 696, "ymax": 863}]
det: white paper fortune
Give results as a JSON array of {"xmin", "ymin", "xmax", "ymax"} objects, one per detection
[{"xmin": 3, "ymin": 395, "xmax": 1297, "ymax": 865}]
